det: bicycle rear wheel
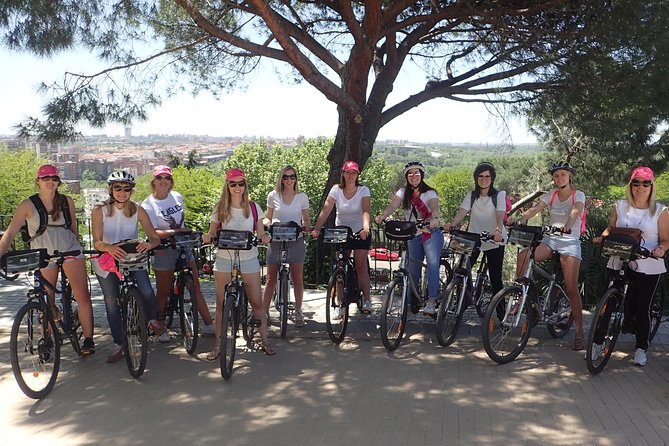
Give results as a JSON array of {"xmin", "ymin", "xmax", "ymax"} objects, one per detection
[
  {"xmin": 586, "ymin": 288, "xmax": 623, "ymax": 375},
  {"xmin": 242, "ymin": 290, "xmax": 255, "ymax": 343},
  {"xmin": 65, "ymin": 283, "xmax": 83, "ymax": 355},
  {"xmin": 278, "ymin": 269, "xmax": 289, "ymax": 338},
  {"xmin": 220, "ymin": 294, "xmax": 237, "ymax": 379},
  {"xmin": 474, "ymin": 274, "xmax": 493, "ymax": 318},
  {"xmin": 123, "ymin": 289, "xmax": 148, "ymax": 379},
  {"xmin": 649, "ymin": 293, "xmax": 663, "ymax": 344},
  {"xmin": 165, "ymin": 279, "xmax": 178, "ymax": 329},
  {"xmin": 326, "ymin": 268, "xmax": 348, "ymax": 344},
  {"xmin": 436, "ymin": 278, "xmax": 467, "ymax": 347},
  {"xmin": 481, "ymin": 285, "xmax": 533, "ymax": 364},
  {"xmin": 380, "ymin": 277, "xmax": 408, "ymax": 351},
  {"xmin": 546, "ymin": 285, "xmax": 573, "ymax": 338},
  {"xmin": 10, "ymin": 301, "xmax": 61, "ymax": 399},
  {"xmin": 179, "ymin": 274, "xmax": 199, "ymax": 355}
]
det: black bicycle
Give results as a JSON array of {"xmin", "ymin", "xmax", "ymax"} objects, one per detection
[
  {"xmin": 164, "ymin": 231, "xmax": 201, "ymax": 355},
  {"xmin": 2, "ymin": 248, "xmax": 84, "ymax": 399}
]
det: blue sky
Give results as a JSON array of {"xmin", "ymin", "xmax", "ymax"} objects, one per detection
[{"xmin": 0, "ymin": 49, "xmax": 537, "ymax": 144}]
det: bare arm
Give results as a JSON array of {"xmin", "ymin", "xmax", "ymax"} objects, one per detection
[
  {"xmin": 375, "ymin": 194, "xmax": 403, "ymax": 224},
  {"xmin": 312, "ymin": 195, "xmax": 336, "ymax": 236},
  {"xmin": 519, "ymin": 201, "xmax": 548, "ymax": 224},
  {"xmin": 66, "ymin": 196, "xmax": 79, "ymax": 236},
  {"xmin": 445, "ymin": 207, "xmax": 469, "ymax": 231},
  {"xmin": 427, "ymin": 196, "xmax": 440, "ymax": 230},
  {"xmin": 360, "ymin": 195, "xmax": 371, "ymax": 239},
  {"xmin": 653, "ymin": 208, "xmax": 669, "ymax": 258},
  {"xmin": 0, "ymin": 199, "xmax": 32, "ymax": 256},
  {"xmin": 137, "ymin": 207, "xmax": 162, "ymax": 250}
]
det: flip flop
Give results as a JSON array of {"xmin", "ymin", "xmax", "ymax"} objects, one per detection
[
  {"xmin": 206, "ymin": 348, "xmax": 220, "ymax": 361},
  {"xmin": 260, "ymin": 343, "xmax": 276, "ymax": 356}
]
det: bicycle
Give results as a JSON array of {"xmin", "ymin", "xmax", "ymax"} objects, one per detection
[
  {"xmin": 481, "ymin": 224, "xmax": 574, "ymax": 364},
  {"xmin": 378, "ymin": 220, "xmax": 452, "ymax": 351},
  {"xmin": 2, "ymin": 248, "xmax": 84, "ymax": 399},
  {"xmin": 215, "ymin": 229, "xmax": 258, "ymax": 380},
  {"xmin": 436, "ymin": 229, "xmax": 495, "ymax": 347},
  {"xmin": 649, "ymin": 285, "xmax": 665, "ymax": 344},
  {"xmin": 322, "ymin": 226, "xmax": 365, "ymax": 344},
  {"xmin": 0, "ymin": 230, "xmax": 19, "ymax": 281},
  {"xmin": 163, "ymin": 231, "xmax": 201, "ymax": 355},
  {"xmin": 586, "ymin": 235, "xmax": 659, "ymax": 374}
]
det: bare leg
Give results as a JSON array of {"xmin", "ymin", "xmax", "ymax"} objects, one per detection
[
  {"xmin": 209, "ymin": 271, "xmax": 231, "ymax": 360},
  {"xmin": 244, "ymin": 271, "xmax": 275, "ymax": 355},
  {"xmin": 262, "ymin": 263, "xmax": 279, "ymax": 314},
  {"xmin": 289, "ymin": 262, "xmax": 305, "ymax": 310},
  {"xmin": 188, "ymin": 259, "xmax": 213, "ymax": 325}
]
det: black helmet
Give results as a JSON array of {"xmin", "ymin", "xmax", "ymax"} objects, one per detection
[
  {"xmin": 548, "ymin": 161, "xmax": 573, "ymax": 174},
  {"xmin": 404, "ymin": 161, "xmax": 426, "ymax": 176},
  {"xmin": 107, "ymin": 170, "xmax": 136, "ymax": 186},
  {"xmin": 474, "ymin": 162, "xmax": 496, "ymax": 181}
]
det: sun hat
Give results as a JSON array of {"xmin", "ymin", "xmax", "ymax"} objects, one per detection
[
  {"xmin": 630, "ymin": 166, "xmax": 654, "ymax": 181},
  {"xmin": 226, "ymin": 168, "xmax": 246, "ymax": 181}
]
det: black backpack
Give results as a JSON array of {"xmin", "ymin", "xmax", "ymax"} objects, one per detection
[{"xmin": 21, "ymin": 194, "xmax": 72, "ymax": 247}]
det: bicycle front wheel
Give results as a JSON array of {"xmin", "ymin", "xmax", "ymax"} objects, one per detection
[
  {"xmin": 326, "ymin": 268, "xmax": 348, "ymax": 344},
  {"xmin": 220, "ymin": 294, "xmax": 237, "ymax": 380},
  {"xmin": 546, "ymin": 286, "xmax": 573, "ymax": 339},
  {"xmin": 10, "ymin": 301, "xmax": 61, "ymax": 399},
  {"xmin": 278, "ymin": 269, "xmax": 289, "ymax": 338},
  {"xmin": 474, "ymin": 275, "xmax": 493, "ymax": 318},
  {"xmin": 586, "ymin": 288, "xmax": 624, "ymax": 375},
  {"xmin": 379, "ymin": 277, "xmax": 408, "ymax": 351},
  {"xmin": 649, "ymin": 294, "xmax": 663, "ymax": 344},
  {"xmin": 65, "ymin": 283, "xmax": 83, "ymax": 355},
  {"xmin": 481, "ymin": 285, "xmax": 533, "ymax": 364},
  {"xmin": 242, "ymin": 291, "xmax": 255, "ymax": 343},
  {"xmin": 165, "ymin": 279, "xmax": 177, "ymax": 328},
  {"xmin": 179, "ymin": 274, "xmax": 199, "ymax": 355},
  {"xmin": 123, "ymin": 289, "xmax": 148, "ymax": 379},
  {"xmin": 436, "ymin": 278, "xmax": 466, "ymax": 347}
]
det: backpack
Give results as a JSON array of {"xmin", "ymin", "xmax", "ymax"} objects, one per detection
[
  {"xmin": 549, "ymin": 190, "xmax": 587, "ymax": 234},
  {"xmin": 21, "ymin": 194, "xmax": 73, "ymax": 247},
  {"xmin": 470, "ymin": 190, "xmax": 512, "ymax": 225}
]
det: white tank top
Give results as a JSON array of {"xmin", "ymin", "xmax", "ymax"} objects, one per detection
[{"xmin": 92, "ymin": 206, "xmax": 139, "ymax": 278}]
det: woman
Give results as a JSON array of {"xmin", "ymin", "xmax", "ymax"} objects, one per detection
[
  {"xmin": 375, "ymin": 161, "xmax": 443, "ymax": 315},
  {"xmin": 91, "ymin": 171, "xmax": 162, "ymax": 363},
  {"xmin": 141, "ymin": 165, "xmax": 214, "ymax": 342},
  {"xmin": 444, "ymin": 161, "xmax": 506, "ymax": 300},
  {"xmin": 516, "ymin": 161, "xmax": 585, "ymax": 350},
  {"xmin": 0, "ymin": 164, "xmax": 95, "ymax": 355},
  {"xmin": 202, "ymin": 168, "xmax": 272, "ymax": 359},
  {"xmin": 313, "ymin": 160, "xmax": 372, "ymax": 315},
  {"xmin": 593, "ymin": 166, "xmax": 669, "ymax": 366},
  {"xmin": 262, "ymin": 166, "xmax": 310, "ymax": 327}
]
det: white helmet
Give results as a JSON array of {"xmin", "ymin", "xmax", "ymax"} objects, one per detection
[
  {"xmin": 107, "ymin": 171, "xmax": 136, "ymax": 186},
  {"xmin": 403, "ymin": 161, "xmax": 425, "ymax": 176}
]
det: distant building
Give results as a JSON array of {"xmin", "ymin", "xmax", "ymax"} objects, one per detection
[
  {"xmin": 124, "ymin": 127, "xmax": 132, "ymax": 138},
  {"xmin": 83, "ymin": 188, "xmax": 108, "ymax": 218}
]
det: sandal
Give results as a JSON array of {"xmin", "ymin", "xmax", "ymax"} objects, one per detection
[
  {"xmin": 572, "ymin": 336, "xmax": 585, "ymax": 351},
  {"xmin": 206, "ymin": 347, "xmax": 220, "ymax": 361},
  {"xmin": 260, "ymin": 342, "xmax": 276, "ymax": 356}
]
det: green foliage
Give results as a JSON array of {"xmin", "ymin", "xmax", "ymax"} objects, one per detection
[
  {"xmin": 430, "ymin": 168, "xmax": 472, "ymax": 222},
  {"xmin": 0, "ymin": 149, "xmax": 45, "ymax": 216}
]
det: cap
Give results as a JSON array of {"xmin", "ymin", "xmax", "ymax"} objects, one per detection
[
  {"xmin": 630, "ymin": 166, "xmax": 654, "ymax": 181},
  {"xmin": 226, "ymin": 168, "xmax": 246, "ymax": 181},
  {"xmin": 152, "ymin": 165, "xmax": 173, "ymax": 177},
  {"xmin": 342, "ymin": 161, "xmax": 360, "ymax": 173},
  {"xmin": 37, "ymin": 164, "xmax": 59, "ymax": 178}
]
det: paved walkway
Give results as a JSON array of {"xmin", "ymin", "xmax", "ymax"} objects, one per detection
[{"xmin": 2, "ymin": 275, "xmax": 669, "ymax": 445}]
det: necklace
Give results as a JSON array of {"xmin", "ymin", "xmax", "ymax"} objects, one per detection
[{"xmin": 626, "ymin": 206, "xmax": 647, "ymax": 228}]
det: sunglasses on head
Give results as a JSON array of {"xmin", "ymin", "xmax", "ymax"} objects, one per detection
[
  {"xmin": 156, "ymin": 175, "xmax": 172, "ymax": 181},
  {"xmin": 228, "ymin": 180, "xmax": 246, "ymax": 188},
  {"xmin": 631, "ymin": 179, "xmax": 653, "ymax": 187},
  {"xmin": 282, "ymin": 174, "xmax": 297, "ymax": 180},
  {"xmin": 113, "ymin": 185, "xmax": 133, "ymax": 192},
  {"xmin": 39, "ymin": 175, "xmax": 60, "ymax": 182}
]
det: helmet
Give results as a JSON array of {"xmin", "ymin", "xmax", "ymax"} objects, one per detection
[
  {"xmin": 548, "ymin": 161, "xmax": 573, "ymax": 174},
  {"xmin": 404, "ymin": 161, "xmax": 425, "ymax": 176},
  {"xmin": 107, "ymin": 171, "xmax": 136, "ymax": 186},
  {"xmin": 474, "ymin": 162, "xmax": 496, "ymax": 181}
]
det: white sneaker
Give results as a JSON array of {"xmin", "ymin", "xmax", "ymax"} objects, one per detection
[
  {"xmin": 423, "ymin": 299, "xmax": 437, "ymax": 316},
  {"xmin": 586, "ymin": 343, "xmax": 604, "ymax": 361},
  {"xmin": 201, "ymin": 323, "xmax": 215, "ymax": 335},
  {"xmin": 333, "ymin": 307, "xmax": 344, "ymax": 320},
  {"xmin": 362, "ymin": 300, "xmax": 372, "ymax": 315},
  {"xmin": 633, "ymin": 348, "xmax": 647, "ymax": 366},
  {"xmin": 294, "ymin": 309, "xmax": 305, "ymax": 327},
  {"xmin": 158, "ymin": 329, "xmax": 170, "ymax": 343}
]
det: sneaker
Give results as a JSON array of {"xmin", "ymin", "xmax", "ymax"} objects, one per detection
[
  {"xmin": 633, "ymin": 348, "xmax": 647, "ymax": 366},
  {"xmin": 158, "ymin": 329, "xmax": 170, "ymax": 343},
  {"xmin": 294, "ymin": 309, "xmax": 305, "ymax": 327},
  {"xmin": 586, "ymin": 343, "xmax": 604, "ymax": 361},
  {"xmin": 201, "ymin": 323, "xmax": 215, "ymax": 335},
  {"xmin": 106, "ymin": 343, "xmax": 124, "ymax": 363},
  {"xmin": 333, "ymin": 307, "xmax": 344, "ymax": 320},
  {"xmin": 81, "ymin": 337, "xmax": 96, "ymax": 356},
  {"xmin": 362, "ymin": 300, "xmax": 373, "ymax": 315},
  {"xmin": 423, "ymin": 299, "xmax": 437, "ymax": 316},
  {"xmin": 148, "ymin": 319, "xmax": 162, "ymax": 336}
]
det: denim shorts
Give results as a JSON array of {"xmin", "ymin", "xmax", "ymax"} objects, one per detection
[
  {"xmin": 151, "ymin": 246, "xmax": 194, "ymax": 271},
  {"xmin": 542, "ymin": 235, "xmax": 581, "ymax": 260},
  {"xmin": 266, "ymin": 239, "xmax": 306, "ymax": 265}
]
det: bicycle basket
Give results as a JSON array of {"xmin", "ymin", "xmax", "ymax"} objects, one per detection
[
  {"xmin": 173, "ymin": 232, "xmax": 202, "ymax": 250},
  {"xmin": 270, "ymin": 222, "xmax": 300, "ymax": 242},
  {"xmin": 508, "ymin": 225, "xmax": 543, "ymax": 247},
  {"xmin": 384, "ymin": 220, "xmax": 416, "ymax": 241},
  {"xmin": 602, "ymin": 233, "xmax": 638, "ymax": 260},
  {"xmin": 217, "ymin": 229, "xmax": 255, "ymax": 250},
  {"xmin": 448, "ymin": 231, "xmax": 480, "ymax": 255},
  {"xmin": 118, "ymin": 252, "xmax": 149, "ymax": 273},
  {"xmin": 322, "ymin": 226, "xmax": 351, "ymax": 244},
  {"xmin": 3, "ymin": 249, "xmax": 48, "ymax": 273}
]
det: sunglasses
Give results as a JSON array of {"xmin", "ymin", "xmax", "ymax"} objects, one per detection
[
  {"xmin": 228, "ymin": 180, "xmax": 246, "ymax": 188},
  {"xmin": 478, "ymin": 174, "xmax": 492, "ymax": 179},
  {"xmin": 155, "ymin": 175, "xmax": 172, "ymax": 181},
  {"xmin": 631, "ymin": 179, "xmax": 653, "ymax": 187},
  {"xmin": 39, "ymin": 175, "xmax": 60, "ymax": 182},
  {"xmin": 282, "ymin": 174, "xmax": 297, "ymax": 180},
  {"xmin": 113, "ymin": 185, "xmax": 133, "ymax": 192},
  {"xmin": 407, "ymin": 171, "xmax": 422, "ymax": 177}
]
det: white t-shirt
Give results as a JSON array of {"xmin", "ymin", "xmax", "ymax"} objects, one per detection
[
  {"xmin": 211, "ymin": 202, "xmax": 264, "ymax": 262},
  {"xmin": 266, "ymin": 190, "xmax": 309, "ymax": 225},
  {"xmin": 460, "ymin": 191, "xmax": 507, "ymax": 251},
  {"xmin": 141, "ymin": 192, "xmax": 186, "ymax": 230},
  {"xmin": 540, "ymin": 189, "xmax": 586, "ymax": 239},
  {"xmin": 328, "ymin": 185, "xmax": 370, "ymax": 232},
  {"xmin": 394, "ymin": 188, "xmax": 439, "ymax": 221}
]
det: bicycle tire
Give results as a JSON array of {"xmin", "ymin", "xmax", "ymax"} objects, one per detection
[
  {"xmin": 325, "ymin": 267, "xmax": 348, "ymax": 344},
  {"xmin": 122, "ymin": 288, "xmax": 148, "ymax": 379},
  {"xmin": 65, "ymin": 282, "xmax": 83, "ymax": 355},
  {"xmin": 10, "ymin": 301, "xmax": 61, "ymax": 399},
  {"xmin": 278, "ymin": 269, "xmax": 289, "ymax": 338},
  {"xmin": 546, "ymin": 285, "xmax": 573, "ymax": 338},
  {"xmin": 242, "ymin": 289, "xmax": 255, "ymax": 343},
  {"xmin": 474, "ymin": 275, "xmax": 493, "ymax": 318},
  {"xmin": 165, "ymin": 278, "xmax": 178, "ymax": 329},
  {"xmin": 481, "ymin": 285, "xmax": 533, "ymax": 364},
  {"xmin": 649, "ymin": 289, "xmax": 664, "ymax": 344},
  {"xmin": 436, "ymin": 278, "xmax": 467, "ymax": 347},
  {"xmin": 379, "ymin": 277, "xmax": 408, "ymax": 351},
  {"xmin": 220, "ymin": 294, "xmax": 237, "ymax": 380},
  {"xmin": 586, "ymin": 288, "xmax": 624, "ymax": 375},
  {"xmin": 179, "ymin": 274, "xmax": 199, "ymax": 355},
  {"xmin": 439, "ymin": 260, "xmax": 453, "ymax": 294}
]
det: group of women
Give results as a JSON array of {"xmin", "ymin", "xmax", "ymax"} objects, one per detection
[{"xmin": 0, "ymin": 159, "xmax": 666, "ymax": 368}]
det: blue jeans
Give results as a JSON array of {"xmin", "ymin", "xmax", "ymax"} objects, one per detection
[
  {"xmin": 96, "ymin": 271, "xmax": 157, "ymax": 345},
  {"xmin": 407, "ymin": 229, "xmax": 445, "ymax": 300}
]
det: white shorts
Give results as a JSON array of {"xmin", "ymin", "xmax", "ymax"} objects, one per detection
[{"xmin": 542, "ymin": 235, "xmax": 581, "ymax": 260}]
